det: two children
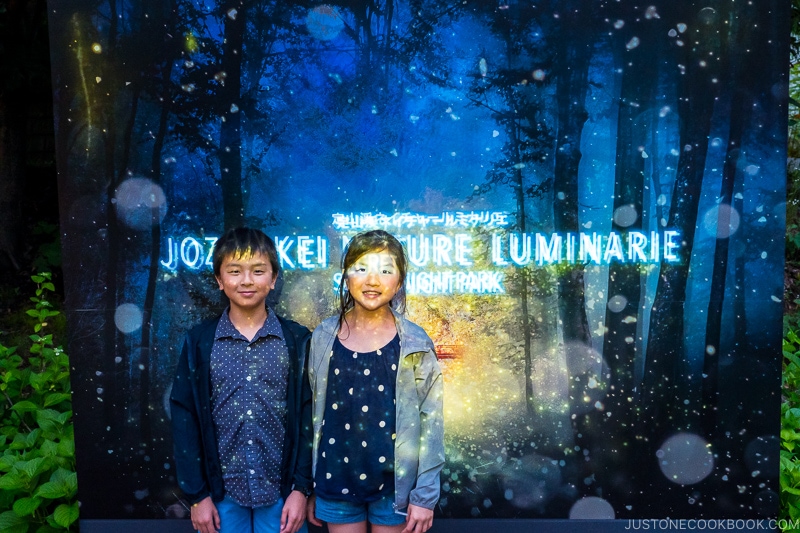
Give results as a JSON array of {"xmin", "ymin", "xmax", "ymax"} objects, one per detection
[{"xmin": 171, "ymin": 228, "xmax": 444, "ymax": 533}]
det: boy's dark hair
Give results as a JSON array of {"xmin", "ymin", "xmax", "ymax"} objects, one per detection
[
  {"xmin": 212, "ymin": 227, "xmax": 280, "ymax": 277},
  {"xmin": 338, "ymin": 230, "xmax": 407, "ymax": 331}
]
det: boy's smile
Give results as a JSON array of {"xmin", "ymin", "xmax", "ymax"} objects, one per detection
[{"xmin": 215, "ymin": 251, "xmax": 276, "ymax": 316}]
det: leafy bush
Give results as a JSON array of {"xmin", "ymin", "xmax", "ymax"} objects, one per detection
[{"xmin": 0, "ymin": 273, "xmax": 77, "ymax": 532}]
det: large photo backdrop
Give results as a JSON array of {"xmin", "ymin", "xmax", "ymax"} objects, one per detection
[{"xmin": 47, "ymin": 0, "xmax": 787, "ymax": 526}]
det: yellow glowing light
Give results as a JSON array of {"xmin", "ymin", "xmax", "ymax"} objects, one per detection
[
  {"xmin": 91, "ymin": 43, "xmax": 102, "ymax": 54},
  {"xmin": 185, "ymin": 32, "xmax": 199, "ymax": 53}
]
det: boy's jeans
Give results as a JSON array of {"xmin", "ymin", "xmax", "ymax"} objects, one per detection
[{"xmin": 214, "ymin": 495, "xmax": 309, "ymax": 533}]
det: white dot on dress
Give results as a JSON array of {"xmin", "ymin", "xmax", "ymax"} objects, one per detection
[
  {"xmin": 334, "ymin": 368, "xmax": 339, "ymax": 375},
  {"xmin": 362, "ymin": 405, "xmax": 369, "ymax": 412},
  {"xmin": 360, "ymin": 473, "xmax": 367, "ymax": 480},
  {"xmin": 329, "ymin": 438, "xmax": 335, "ymax": 444},
  {"xmin": 377, "ymin": 349, "xmax": 382, "ymax": 355},
  {"xmin": 348, "ymin": 388, "xmax": 353, "ymax": 395},
  {"xmin": 342, "ymin": 488, "xmax": 349, "ymax": 494},
  {"xmin": 344, "ymin": 457, "xmax": 349, "ymax": 463},
  {"xmin": 378, "ymin": 385, "xmax": 384, "ymax": 391},
  {"xmin": 353, "ymin": 352, "xmax": 358, "ymax": 358},
  {"xmin": 332, "ymin": 403, "xmax": 338, "ymax": 410},
  {"xmin": 362, "ymin": 441, "xmax": 367, "ymax": 447},
  {"xmin": 345, "ymin": 423, "xmax": 350, "ymax": 430},
  {"xmin": 392, "ymin": 364, "xmax": 397, "ymax": 370},
  {"xmin": 364, "ymin": 369, "xmax": 370, "ymax": 376},
  {"xmin": 379, "ymin": 456, "xmax": 386, "ymax": 463},
  {"xmin": 326, "ymin": 473, "xmax": 332, "ymax": 479},
  {"xmin": 379, "ymin": 421, "xmax": 385, "ymax": 427}
]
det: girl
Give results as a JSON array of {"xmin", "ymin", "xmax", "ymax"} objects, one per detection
[{"xmin": 306, "ymin": 230, "xmax": 444, "ymax": 533}]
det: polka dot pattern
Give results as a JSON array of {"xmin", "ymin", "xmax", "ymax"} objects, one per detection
[
  {"xmin": 314, "ymin": 334, "xmax": 399, "ymax": 503},
  {"xmin": 210, "ymin": 309, "xmax": 289, "ymax": 507}
]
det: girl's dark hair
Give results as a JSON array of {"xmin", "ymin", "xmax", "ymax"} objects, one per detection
[
  {"xmin": 337, "ymin": 230, "xmax": 408, "ymax": 331},
  {"xmin": 212, "ymin": 227, "xmax": 280, "ymax": 278}
]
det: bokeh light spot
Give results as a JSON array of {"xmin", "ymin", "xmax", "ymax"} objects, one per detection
[
  {"xmin": 657, "ymin": 433, "xmax": 714, "ymax": 485},
  {"xmin": 702, "ymin": 204, "xmax": 740, "ymax": 239},
  {"xmin": 115, "ymin": 303, "xmax": 143, "ymax": 334},
  {"xmin": 569, "ymin": 496, "xmax": 615, "ymax": 519}
]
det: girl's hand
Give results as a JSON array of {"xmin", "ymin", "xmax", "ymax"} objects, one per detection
[
  {"xmin": 306, "ymin": 493, "xmax": 323, "ymax": 527},
  {"xmin": 191, "ymin": 496, "xmax": 220, "ymax": 533},
  {"xmin": 401, "ymin": 503, "xmax": 433, "ymax": 533}
]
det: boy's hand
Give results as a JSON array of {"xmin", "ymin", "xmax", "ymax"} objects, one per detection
[
  {"xmin": 191, "ymin": 496, "xmax": 220, "ymax": 533},
  {"xmin": 306, "ymin": 493, "xmax": 323, "ymax": 527},
  {"xmin": 280, "ymin": 490, "xmax": 308, "ymax": 533},
  {"xmin": 401, "ymin": 503, "xmax": 433, "ymax": 533}
]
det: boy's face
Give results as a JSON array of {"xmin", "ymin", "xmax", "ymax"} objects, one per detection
[{"xmin": 215, "ymin": 251, "xmax": 276, "ymax": 315}]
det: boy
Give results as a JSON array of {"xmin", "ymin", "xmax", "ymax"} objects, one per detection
[{"xmin": 170, "ymin": 227, "xmax": 313, "ymax": 533}]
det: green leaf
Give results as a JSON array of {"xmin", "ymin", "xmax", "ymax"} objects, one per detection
[
  {"xmin": 22, "ymin": 457, "xmax": 48, "ymax": 479},
  {"xmin": 0, "ymin": 455, "xmax": 18, "ymax": 471},
  {"xmin": 0, "ymin": 472, "xmax": 25, "ymax": 490},
  {"xmin": 25, "ymin": 429, "xmax": 41, "ymax": 448},
  {"xmin": 43, "ymin": 393, "xmax": 71, "ymax": 407},
  {"xmin": 36, "ymin": 481, "xmax": 67, "ymax": 499},
  {"xmin": 52, "ymin": 502, "xmax": 79, "ymax": 528},
  {"xmin": 40, "ymin": 440, "xmax": 58, "ymax": 457},
  {"xmin": 56, "ymin": 439, "xmax": 74, "ymax": 458},
  {"xmin": 0, "ymin": 511, "xmax": 28, "ymax": 533},
  {"xmin": 11, "ymin": 401, "xmax": 39, "ymax": 413},
  {"xmin": 13, "ymin": 496, "xmax": 43, "ymax": 516}
]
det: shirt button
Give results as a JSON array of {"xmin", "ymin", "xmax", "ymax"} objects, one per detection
[
  {"xmin": 247, "ymin": 410, "xmax": 252, "ymax": 415},
  {"xmin": 247, "ymin": 376, "xmax": 252, "ymax": 381}
]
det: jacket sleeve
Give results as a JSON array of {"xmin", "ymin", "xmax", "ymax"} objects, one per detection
[
  {"xmin": 169, "ymin": 336, "xmax": 210, "ymax": 504},
  {"xmin": 292, "ymin": 335, "xmax": 315, "ymax": 492},
  {"xmin": 408, "ymin": 345, "xmax": 445, "ymax": 510}
]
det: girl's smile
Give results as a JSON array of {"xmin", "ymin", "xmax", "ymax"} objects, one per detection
[{"xmin": 345, "ymin": 250, "xmax": 401, "ymax": 313}]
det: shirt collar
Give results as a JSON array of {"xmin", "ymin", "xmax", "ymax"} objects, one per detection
[{"xmin": 214, "ymin": 307, "xmax": 285, "ymax": 342}]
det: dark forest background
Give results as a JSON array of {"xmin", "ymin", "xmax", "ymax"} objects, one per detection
[{"xmin": 0, "ymin": 0, "xmax": 797, "ymax": 525}]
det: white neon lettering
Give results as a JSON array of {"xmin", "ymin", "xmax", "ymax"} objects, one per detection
[
  {"xmin": 275, "ymin": 236, "xmax": 296, "ymax": 269},
  {"xmin": 650, "ymin": 231, "xmax": 660, "ymax": 261},
  {"xmin": 566, "ymin": 233, "xmax": 576, "ymax": 263},
  {"xmin": 455, "ymin": 234, "xmax": 473, "ymax": 266},
  {"xmin": 161, "ymin": 237, "xmax": 178, "ymax": 270},
  {"xmin": 664, "ymin": 230, "xmax": 680, "ymax": 262},
  {"xmin": 205, "ymin": 237, "xmax": 217, "ymax": 266},
  {"xmin": 536, "ymin": 233, "xmax": 563, "ymax": 265},
  {"xmin": 432, "ymin": 234, "xmax": 452, "ymax": 266},
  {"xmin": 627, "ymin": 232, "xmax": 647, "ymax": 262},
  {"xmin": 318, "ymin": 236, "xmax": 328, "ymax": 267},
  {"xmin": 297, "ymin": 236, "xmax": 315, "ymax": 269},
  {"xmin": 491, "ymin": 233, "xmax": 509, "ymax": 266},
  {"xmin": 407, "ymin": 235, "xmax": 430, "ymax": 267},
  {"xmin": 580, "ymin": 233, "xmax": 601, "ymax": 264},
  {"xmin": 181, "ymin": 237, "xmax": 203, "ymax": 269},
  {"xmin": 603, "ymin": 232, "xmax": 625, "ymax": 263},
  {"xmin": 510, "ymin": 233, "xmax": 532, "ymax": 266}
]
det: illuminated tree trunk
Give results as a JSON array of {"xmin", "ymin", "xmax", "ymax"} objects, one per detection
[
  {"xmin": 219, "ymin": 0, "xmax": 246, "ymax": 228},
  {"xmin": 551, "ymin": 0, "xmax": 593, "ymax": 433}
]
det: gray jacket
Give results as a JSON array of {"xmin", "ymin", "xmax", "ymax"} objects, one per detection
[{"xmin": 308, "ymin": 310, "xmax": 445, "ymax": 511}]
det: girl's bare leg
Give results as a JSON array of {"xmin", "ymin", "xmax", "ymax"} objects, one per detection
[
  {"xmin": 327, "ymin": 522, "xmax": 368, "ymax": 533},
  {"xmin": 371, "ymin": 524, "xmax": 405, "ymax": 533}
]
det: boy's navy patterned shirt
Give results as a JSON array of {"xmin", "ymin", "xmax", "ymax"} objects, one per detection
[{"xmin": 210, "ymin": 307, "xmax": 289, "ymax": 507}]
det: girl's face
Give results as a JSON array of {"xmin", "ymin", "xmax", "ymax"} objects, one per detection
[{"xmin": 345, "ymin": 249, "xmax": 402, "ymax": 313}]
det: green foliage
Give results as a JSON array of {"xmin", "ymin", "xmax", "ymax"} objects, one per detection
[{"xmin": 0, "ymin": 273, "xmax": 77, "ymax": 532}]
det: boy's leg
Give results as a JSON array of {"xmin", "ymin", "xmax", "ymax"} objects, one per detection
[
  {"xmin": 253, "ymin": 498, "xmax": 310, "ymax": 533},
  {"xmin": 215, "ymin": 496, "xmax": 253, "ymax": 533}
]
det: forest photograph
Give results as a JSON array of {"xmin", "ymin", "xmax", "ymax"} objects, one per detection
[{"xmin": 42, "ymin": 0, "xmax": 787, "ymax": 525}]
